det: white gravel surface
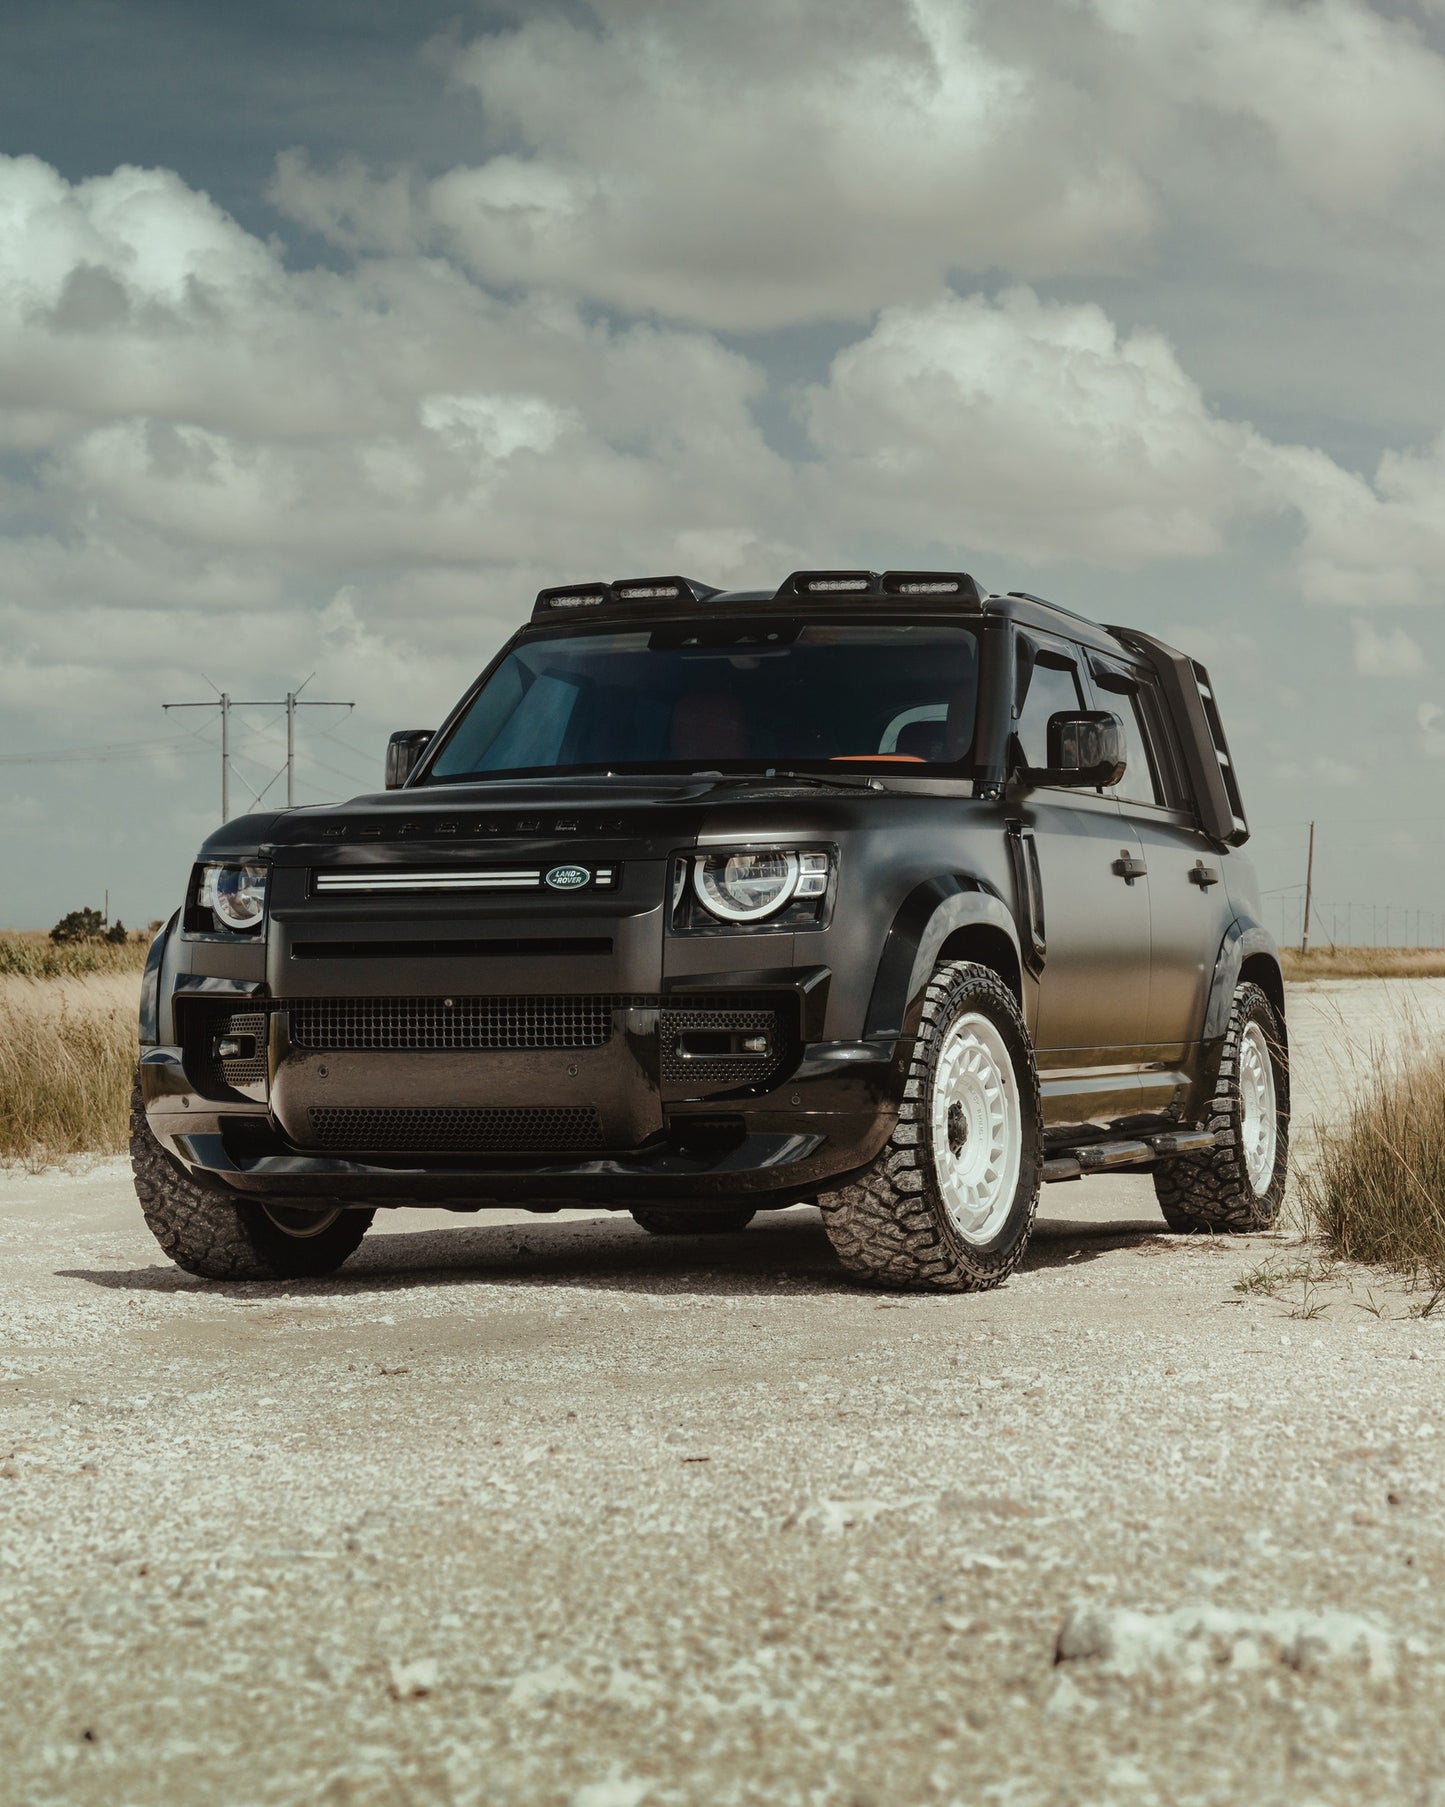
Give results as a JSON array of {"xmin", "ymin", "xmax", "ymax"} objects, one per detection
[{"xmin": 5, "ymin": 980, "xmax": 1445, "ymax": 1805}]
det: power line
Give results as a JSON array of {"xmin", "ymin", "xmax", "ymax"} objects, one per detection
[{"xmin": 163, "ymin": 679, "xmax": 354, "ymax": 823}]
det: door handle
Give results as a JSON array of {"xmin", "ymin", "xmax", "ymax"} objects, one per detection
[
  {"xmin": 1112, "ymin": 849, "xmax": 1148, "ymax": 884},
  {"xmin": 1188, "ymin": 860, "xmax": 1221, "ymax": 889}
]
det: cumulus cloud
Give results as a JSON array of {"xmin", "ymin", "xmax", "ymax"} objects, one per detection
[
  {"xmin": 801, "ymin": 288, "xmax": 1284, "ymax": 566},
  {"xmin": 1353, "ymin": 619, "xmax": 1427, "ymax": 676},
  {"xmin": 266, "ymin": 0, "xmax": 1445, "ymax": 337},
  {"xmin": 270, "ymin": 0, "xmax": 1155, "ymax": 330},
  {"xmin": 1096, "ymin": 0, "xmax": 1445, "ymax": 210}
]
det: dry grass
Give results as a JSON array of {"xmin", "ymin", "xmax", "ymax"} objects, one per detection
[
  {"xmin": 0, "ymin": 974, "xmax": 139, "ymax": 1168},
  {"xmin": 1282, "ymin": 947, "xmax": 1445, "ymax": 981},
  {"xmin": 0, "ymin": 929, "xmax": 150, "ymax": 980},
  {"xmin": 1301, "ymin": 1043, "xmax": 1445, "ymax": 1294}
]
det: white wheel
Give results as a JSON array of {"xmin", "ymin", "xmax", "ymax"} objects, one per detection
[
  {"xmin": 818, "ymin": 962, "xmax": 1041, "ymax": 1292},
  {"xmin": 930, "ymin": 1012, "xmax": 1022, "ymax": 1245},
  {"xmin": 1153, "ymin": 982, "xmax": 1289, "ymax": 1234},
  {"xmin": 1238, "ymin": 1019, "xmax": 1278, "ymax": 1196}
]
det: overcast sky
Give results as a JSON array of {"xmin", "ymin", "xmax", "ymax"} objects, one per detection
[{"xmin": 5, "ymin": 0, "xmax": 1445, "ymax": 939}]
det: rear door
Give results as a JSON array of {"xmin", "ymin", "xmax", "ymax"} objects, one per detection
[
  {"xmin": 1008, "ymin": 634, "xmax": 1151, "ymax": 1065},
  {"xmin": 1091, "ymin": 655, "xmax": 1234, "ymax": 1057}
]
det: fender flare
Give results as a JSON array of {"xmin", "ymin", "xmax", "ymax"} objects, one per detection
[
  {"xmin": 864, "ymin": 876, "xmax": 1023, "ymax": 1039},
  {"xmin": 1204, "ymin": 916, "xmax": 1283, "ymax": 1042},
  {"xmin": 138, "ymin": 912, "xmax": 178, "ymax": 1047},
  {"xmin": 1197, "ymin": 916, "xmax": 1285, "ymax": 1107}
]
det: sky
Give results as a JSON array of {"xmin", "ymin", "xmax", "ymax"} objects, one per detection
[{"xmin": 5, "ymin": 0, "xmax": 1445, "ymax": 939}]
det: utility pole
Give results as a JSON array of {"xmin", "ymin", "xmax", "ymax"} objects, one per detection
[
  {"xmin": 1300, "ymin": 820, "xmax": 1315, "ymax": 955},
  {"xmin": 164, "ymin": 678, "xmax": 352, "ymax": 823}
]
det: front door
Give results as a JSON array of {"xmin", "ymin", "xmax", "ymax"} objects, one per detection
[{"xmin": 1005, "ymin": 634, "xmax": 1153, "ymax": 1120}]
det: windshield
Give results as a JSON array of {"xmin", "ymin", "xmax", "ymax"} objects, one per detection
[{"xmin": 427, "ymin": 618, "xmax": 979, "ymax": 782}]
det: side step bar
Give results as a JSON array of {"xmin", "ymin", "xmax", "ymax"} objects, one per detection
[{"xmin": 1042, "ymin": 1128, "xmax": 1218, "ymax": 1184}]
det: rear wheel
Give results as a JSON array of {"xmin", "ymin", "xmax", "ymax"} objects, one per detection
[
  {"xmin": 630, "ymin": 1205, "xmax": 757, "ymax": 1235},
  {"xmin": 1153, "ymin": 982, "xmax": 1289, "ymax": 1233},
  {"xmin": 818, "ymin": 961, "xmax": 1041, "ymax": 1292},
  {"xmin": 129, "ymin": 1076, "xmax": 373, "ymax": 1280}
]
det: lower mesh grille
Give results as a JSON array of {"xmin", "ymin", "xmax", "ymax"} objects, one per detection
[
  {"xmin": 187, "ymin": 1007, "xmax": 269, "ymax": 1098},
  {"xmin": 660, "ymin": 1005, "xmax": 788, "ymax": 1091},
  {"xmin": 306, "ymin": 1105, "xmax": 604, "ymax": 1153},
  {"xmin": 289, "ymin": 996, "xmax": 626, "ymax": 1051}
]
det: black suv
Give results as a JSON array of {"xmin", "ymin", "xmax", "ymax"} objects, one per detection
[{"xmin": 132, "ymin": 570, "xmax": 1289, "ymax": 1291}]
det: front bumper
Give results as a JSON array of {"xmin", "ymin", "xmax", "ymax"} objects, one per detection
[{"xmin": 140, "ymin": 979, "xmax": 906, "ymax": 1206}]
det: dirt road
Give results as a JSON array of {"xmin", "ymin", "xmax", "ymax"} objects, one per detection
[{"xmin": 3, "ymin": 981, "xmax": 1445, "ymax": 1805}]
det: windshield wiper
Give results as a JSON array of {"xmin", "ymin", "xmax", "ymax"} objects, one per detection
[{"xmin": 712, "ymin": 767, "xmax": 887, "ymax": 792}]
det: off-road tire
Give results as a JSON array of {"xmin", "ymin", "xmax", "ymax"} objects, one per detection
[
  {"xmin": 1154, "ymin": 982, "xmax": 1289, "ymax": 1233},
  {"xmin": 630, "ymin": 1205, "xmax": 757, "ymax": 1235},
  {"xmin": 130, "ymin": 1076, "xmax": 373, "ymax": 1280},
  {"xmin": 817, "ymin": 961, "xmax": 1041, "ymax": 1292}
]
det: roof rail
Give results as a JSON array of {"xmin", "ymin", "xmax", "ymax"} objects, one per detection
[
  {"xmin": 773, "ymin": 569, "xmax": 986, "ymax": 607},
  {"xmin": 531, "ymin": 575, "xmax": 720, "ymax": 620}
]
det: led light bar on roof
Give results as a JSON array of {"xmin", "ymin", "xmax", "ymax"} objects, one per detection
[
  {"xmin": 772, "ymin": 568, "xmax": 986, "ymax": 607},
  {"xmin": 535, "ymin": 584, "xmax": 610, "ymax": 612},
  {"xmin": 773, "ymin": 570, "xmax": 880, "ymax": 599},
  {"xmin": 881, "ymin": 570, "xmax": 986, "ymax": 607},
  {"xmin": 531, "ymin": 574, "xmax": 720, "ymax": 619}
]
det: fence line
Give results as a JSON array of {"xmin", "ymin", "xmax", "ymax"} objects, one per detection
[{"xmin": 1264, "ymin": 894, "xmax": 1444, "ymax": 949}]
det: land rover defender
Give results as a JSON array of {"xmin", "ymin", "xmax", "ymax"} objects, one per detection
[{"xmin": 132, "ymin": 569, "xmax": 1289, "ymax": 1291}]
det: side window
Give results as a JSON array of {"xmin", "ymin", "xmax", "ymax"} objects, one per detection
[
  {"xmin": 1014, "ymin": 649, "xmax": 1084, "ymax": 771},
  {"xmin": 1095, "ymin": 675, "xmax": 1174, "ymax": 808}
]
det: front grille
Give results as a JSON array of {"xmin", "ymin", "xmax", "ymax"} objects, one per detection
[
  {"xmin": 186, "ymin": 1006, "xmax": 269, "ymax": 1098},
  {"xmin": 288, "ymin": 996, "xmax": 626, "ymax": 1051},
  {"xmin": 306, "ymin": 1106, "xmax": 604, "ymax": 1153},
  {"xmin": 660, "ymin": 1005, "xmax": 788, "ymax": 1092}
]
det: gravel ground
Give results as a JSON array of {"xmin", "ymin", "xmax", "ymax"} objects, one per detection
[{"xmin": 4, "ymin": 980, "xmax": 1445, "ymax": 1807}]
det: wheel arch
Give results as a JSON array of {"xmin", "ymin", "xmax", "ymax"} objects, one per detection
[
  {"xmin": 1204, "ymin": 917, "xmax": 1285, "ymax": 1044},
  {"xmin": 138, "ymin": 911, "xmax": 178, "ymax": 1046},
  {"xmin": 864, "ymin": 877, "xmax": 1024, "ymax": 1040}
]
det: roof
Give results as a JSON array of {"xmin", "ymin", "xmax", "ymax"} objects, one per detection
[{"xmin": 523, "ymin": 568, "xmax": 1135, "ymax": 659}]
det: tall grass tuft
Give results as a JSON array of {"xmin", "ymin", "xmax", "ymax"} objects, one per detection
[
  {"xmin": 0, "ymin": 977, "xmax": 138, "ymax": 1167},
  {"xmin": 1301, "ymin": 1047, "xmax": 1445, "ymax": 1287},
  {"xmin": 0, "ymin": 931, "xmax": 150, "ymax": 979}
]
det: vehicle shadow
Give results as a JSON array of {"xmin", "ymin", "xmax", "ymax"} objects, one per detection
[{"xmin": 58, "ymin": 1204, "xmax": 1177, "ymax": 1300}]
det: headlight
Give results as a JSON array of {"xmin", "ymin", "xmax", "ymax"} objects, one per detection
[
  {"xmin": 199, "ymin": 862, "xmax": 268, "ymax": 931},
  {"xmin": 692, "ymin": 849, "xmax": 830, "ymax": 924}
]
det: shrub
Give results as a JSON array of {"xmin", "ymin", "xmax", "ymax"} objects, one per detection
[
  {"xmin": 1302, "ymin": 1049, "xmax": 1445, "ymax": 1288},
  {"xmin": 51, "ymin": 906, "xmax": 107, "ymax": 944}
]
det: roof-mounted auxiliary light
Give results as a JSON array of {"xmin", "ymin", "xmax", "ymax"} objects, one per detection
[
  {"xmin": 534, "ymin": 583, "xmax": 611, "ymax": 613},
  {"xmin": 881, "ymin": 571, "xmax": 987, "ymax": 606},
  {"xmin": 772, "ymin": 569, "xmax": 987, "ymax": 607},
  {"xmin": 531, "ymin": 575, "xmax": 720, "ymax": 619},
  {"xmin": 774, "ymin": 570, "xmax": 879, "ymax": 598}
]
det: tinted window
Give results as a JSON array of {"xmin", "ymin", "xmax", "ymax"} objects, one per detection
[
  {"xmin": 1014, "ymin": 655, "xmax": 1084, "ymax": 771},
  {"xmin": 429, "ymin": 619, "xmax": 980, "ymax": 780},
  {"xmin": 1113, "ymin": 687, "xmax": 1166, "ymax": 807}
]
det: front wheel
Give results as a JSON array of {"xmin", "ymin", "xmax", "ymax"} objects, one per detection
[
  {"xmin": 129, "ymin": 1077, "xmax": 373, "ymax": 1280},
  {"xmin": 1153, "ymin": 982, "xmax": 1289, "ymax": 1233},
  {"xmin": 818, "ymin": 961, "xmax": 1041, "ymax": 1292}
]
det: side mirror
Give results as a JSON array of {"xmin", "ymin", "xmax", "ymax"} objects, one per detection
[
  {"xmin": 385, "ymin": 730, "xmax": 434, "ymax": 790},
  {"xmin": 1022, "ymin": 710, "xmax": 1127, "ymax": 788}
]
